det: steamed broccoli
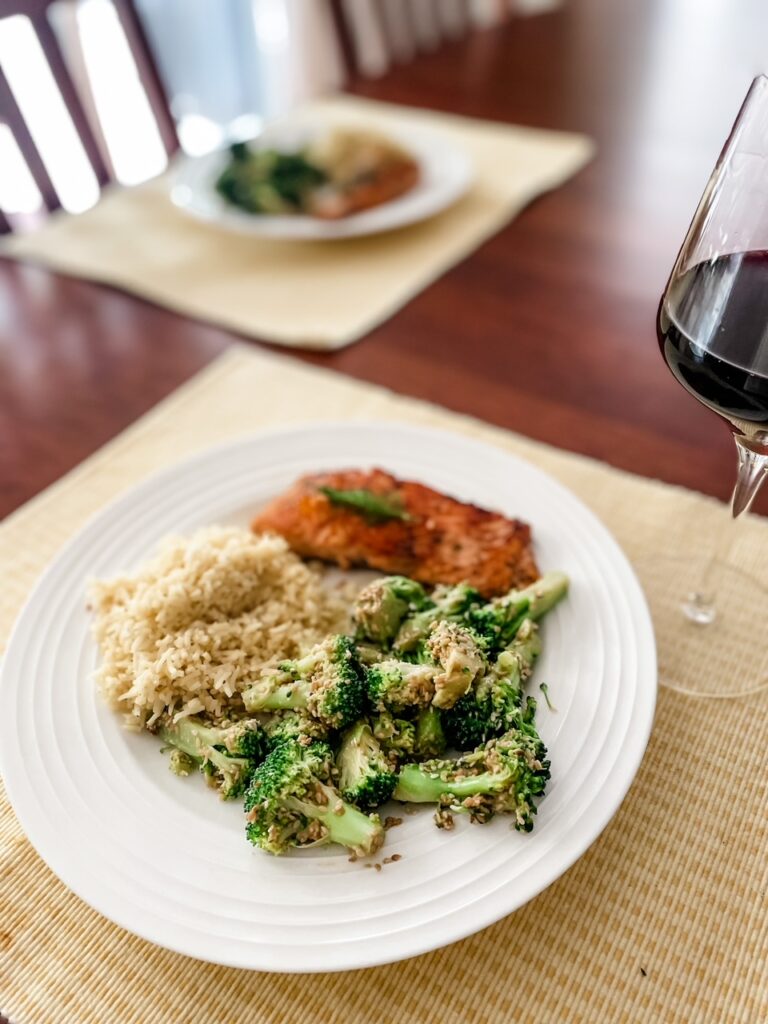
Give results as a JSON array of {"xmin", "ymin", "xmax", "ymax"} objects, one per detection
[
  {"xmin": 355, "ymin": 642, "xmax": 388, "ymax": 666},
  {"xmin": 443, "ymin": 618, "xmax": 542, "ymax": 749},
  {"xmin": 158, "ymin": 716, "xmax": 267, "ymax": 799},
  {"xmin": 156, "ymin": 566, "xmax": 567, "ymax": 855},
  {"xmin": 354, "ymin": 576, "xmax": 428, "ymax": 646},
  {"xmin": 365, "ymin": 659, "xmax": 435, "ymax": 713},
  {"xmin": 167, "ymin": 748, "xmax": 197, "ymax": 776},
  {"xmin": 468, "ymin": 572, "xmax": 569, "ymax": 653},
  {"xmin": 393, "ymin": 719, "xmax": 550, "ymax": 832},
  {"xmin": 370, "ymin": 710, "xmax": 417, "ymax": 761},
  {"xmin": 262, "ymin": 711, "xmax": 330, "ymax": 749},
  {"xmin": 244, "ymin": 740, "xmax": 384, "ymax": 856},
  {"xmin": 426, "ymin": 620, "xmax": 486, "ymax": 709},
  {"xmin": 337, "ymin": 722, "xmax": 397, "ymax": 809},
  {"xmin": 215, "ymin": 144, "xmax": 327, "ymax": 214},
  {"xmin": 414, "ymin": 706, "xmax": 447, "ymax": 759},
  {"xmin": 394, "ymin": 582, "xmax": 483, "ymax": 653},
  {"xmin": 243, "ymin": 635, "xmax": 364, "ymax": 729}
]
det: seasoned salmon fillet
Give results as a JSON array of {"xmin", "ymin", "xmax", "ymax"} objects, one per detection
[{"xmin": 251, "ymin": 469, "xmax": 539, "ymax": 598}]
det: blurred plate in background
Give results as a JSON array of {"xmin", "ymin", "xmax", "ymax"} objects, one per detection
[{"xmin": 169, "ymin": 118, "xmax": 474, "ymax": 239}]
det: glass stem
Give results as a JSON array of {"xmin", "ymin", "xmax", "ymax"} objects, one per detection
[
  {"xmin": 682, "ymin": 434, "xmax": 768, "ymax": 625},
  {"xmin": 731, "ymin": 435, "xmax": 768, "ymax": 518}
]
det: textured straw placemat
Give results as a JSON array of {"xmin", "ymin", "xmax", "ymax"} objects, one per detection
[
  {"xmin": 0, "ymin": 96, "xmax": 592, "ymax": 350},
  {"xmin": 2, "ymin": 347, "xmax": 767, "ymax": 1024}
]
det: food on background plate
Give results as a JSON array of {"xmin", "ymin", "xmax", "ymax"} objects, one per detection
[
  {"xmin": 90, "ymin": 473, "xmax": 569, "ymax": 861},
  {"xmin": 251, "ymin": 468, "xmax": 540, "ymax": 598},
  {"xmin": 215, "ymin": 128, "xmax": 421, "ymax": 219}
]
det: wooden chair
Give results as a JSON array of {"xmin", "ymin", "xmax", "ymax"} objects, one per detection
[
  {"xmin": 0, "ymin": 0, "xmax": 177, "ymax": 230},
  {"xmin": 328, "ymin": 0, "xmax": 511, "ymax": 79}
]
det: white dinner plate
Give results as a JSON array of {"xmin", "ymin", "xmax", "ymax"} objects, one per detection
[
  {"xmin": 169, "ymin": 118, "xmax": 473, "ymax": 239},
  {"xmin": 0, "ymin": 423, "xmax": 656, "ymax": 972}
]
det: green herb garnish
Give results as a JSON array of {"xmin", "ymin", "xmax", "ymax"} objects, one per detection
[
  {"xmin": 539, "ymin": 683, "xmax": 557, "ymax": 712},
  {"xmin": 318, "ymin": 487, "xmax": 411, "ymax": 523}
]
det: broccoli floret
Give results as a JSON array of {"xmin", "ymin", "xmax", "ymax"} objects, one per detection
[
  {"xmin": 216, "ymin": 145, "xmax": 326, "ymax": 214},
  {"xmin": 262, "ymin": 712, "xmax": 329, "ymax": 749},
  {"xmin": 168, "ymin": 748, "xmax": 197, "ymax": 777},
  {"xmin": 444, "ymin": 619, "xmax": 541, "ymax": 748},
  {"xmin": 394, "ymin": 582, "xmax": 483, "ymax": 653},
  {"xmin": 370, "ymin": 710, "xmax": 417, "ymax": 761},
  {"xmin": 426, "ymin": 620, "xmax": 486, "ymax": 709},
  {"xmin": 200, "ymin": 747, "xmax": 254, "ymax": 800},
  {"xmin": 366, "ymin": 659, "xmax": 435, "ymax": 713},
  {"xmin": 414, "ymin": 706, "xmax": 447, "ymax": 758},
  {"xmin": 337, "ymin": 722, "xmax": 397, "ymax": 809},
  {"xmin": 356, "ymin": 642, "xmax": 387, "ymax": 666},
  {"xmin": 243, "ymin": 635, "xmax": 364, "ymax": 729},
  {"xmin": 393, "ymin": 720, "xmax": 550, "ymax": 832},
  {"xmin": 244, "ymin": 740, "xmax": 384, "ymax": 856},
  {"xmin": 468, "ymin": 572, "xmax": 569, "ymax": 653},
  {"xmin": 354, "ymin": 576, "xmax": 427, "ymax": 646},
  {"xmin": 158, "ymin": 716, "xmax": 268, "ymax": 799}
]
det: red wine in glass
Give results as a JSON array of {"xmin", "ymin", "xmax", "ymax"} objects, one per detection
[{"xmin": 658, "ymin": 249, "xmax": 768, "ymax": 442}]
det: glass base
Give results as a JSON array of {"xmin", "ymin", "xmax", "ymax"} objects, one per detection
[
  {"xmin": 636, "ymin": 554, "xmax": 768, "ymax": 697},
  {"xmin": 681, "ymin": 591, "xmax": 716, "ymax": 625}
]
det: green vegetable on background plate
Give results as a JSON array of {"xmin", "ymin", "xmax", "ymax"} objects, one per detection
[{"xmin": 215, "ymin": 142, "xmax": 327, "ymax": 215}]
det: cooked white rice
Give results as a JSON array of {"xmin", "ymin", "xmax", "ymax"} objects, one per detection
[{"xmin": 89, "ymin": 527, "xmax": 350, "ymax": 728}]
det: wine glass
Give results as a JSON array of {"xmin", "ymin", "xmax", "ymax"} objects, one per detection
[{"xmin": 654, "ymin": 75, "xmax": 768, "ymax": 694}]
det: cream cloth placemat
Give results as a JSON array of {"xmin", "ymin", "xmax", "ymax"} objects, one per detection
[
  {"xmin": 2, "ymin": 347, "xmax": 767, "ymax": 1024},
  {"xmin": 1, "ymin": 96, "xmax": 593, "ymax": 350}
]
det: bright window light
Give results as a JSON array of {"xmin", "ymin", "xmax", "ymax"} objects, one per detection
[
  {"xmin": 76, "ymin": 0, "xmax": 167, "ymax": 185},
  {"xmin": 0, "ymin": 124, "xmax": 44, "ymax": 215},
  {"xmin": 0, "ymin": 14, "xmax": 99, "ymax": 213},
  {"xmin": 177, "ymin": 113, "xmax": 224, "ymax": 156},
  {"xmin": 251, "ymin": 0, "xmax": 290, "ymax": 55}
]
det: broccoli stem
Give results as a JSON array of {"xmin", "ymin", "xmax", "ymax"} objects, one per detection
[
  {"xmin": 496, "ymin": 619, "xmax": 541, "ymax": 680},
  {"xmin": 507, "ymin": 571, "xmax": 569, "ymax": 622},
  {"xmin": 393, "ymin": 764, "xmax": 509, "ymax": 803},
  {"xmin": 203, "ymin": 747, "xmax": 253, "ymax": 799},
  {"xmin": 243, "ymin": 680, "xmax": 308, "ymax": 713},
  {"xmin": 414, "ymin": 707, "xmax": 446, "ymax": 758},
  {"xmin": 526, "ymin": 571, "xmax": 570, "ymax": 617},
  {"xmin": 158, "ymin": 718, "xmax": 219, "ymax": 759},
  {"xmin": 287, "ymin": 785, "xmax": 384, "ymax": 856},
  {"xmin": 159, "ymin": 719, "xmax": 253, "ymax": 799}
]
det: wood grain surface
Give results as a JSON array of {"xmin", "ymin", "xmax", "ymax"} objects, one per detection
[{"xmin": 3, "ymin": 0, "xmax": 768, "ymax": 520}]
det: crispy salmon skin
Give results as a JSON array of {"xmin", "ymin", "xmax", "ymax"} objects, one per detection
[{"xmin": 251, "ymin": 469, "xmax": 539, "ymax": 597}]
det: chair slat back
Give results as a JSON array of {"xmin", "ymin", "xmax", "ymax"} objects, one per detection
[
  {"xmin": 113, "ymin": 0, "xmax": 178, "ymax": 158},
  {"xmin": 0, "ymin": 61, "xmax": 60, "ymax": 211},
  {"xmin": 0, "ymin": 0, "xmax": 176, "ymax": 232},
  {"xmin": 330, "ymin": 0, "xmax": 509, "ymax": 79},
  {"xmin": 32, "ymin": 6, "xmax": 111, "ymax": 187}
]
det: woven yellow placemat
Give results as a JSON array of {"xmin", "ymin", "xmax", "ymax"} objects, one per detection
[
  {"xmin": 0, "ymin": 96, "xmax": 592, "ymax": 350},
  {"xmin": 2, "ymin": 347, "xmax": 767, "ymax": 1024}
]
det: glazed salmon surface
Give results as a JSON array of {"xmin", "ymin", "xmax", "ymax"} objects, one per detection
[{"xmin": 251, "ymin": 469, "xmax": 539, "ymax": 598}]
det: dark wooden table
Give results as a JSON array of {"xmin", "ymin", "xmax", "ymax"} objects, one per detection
[{"xmin": 3, "ymin": 0, "xmax": 768, "ymax": 519}]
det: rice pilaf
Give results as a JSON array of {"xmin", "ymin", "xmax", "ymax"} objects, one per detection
[{"xmin": 90, "ymin": 527, "xmax": 349, "ymax": 728}]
